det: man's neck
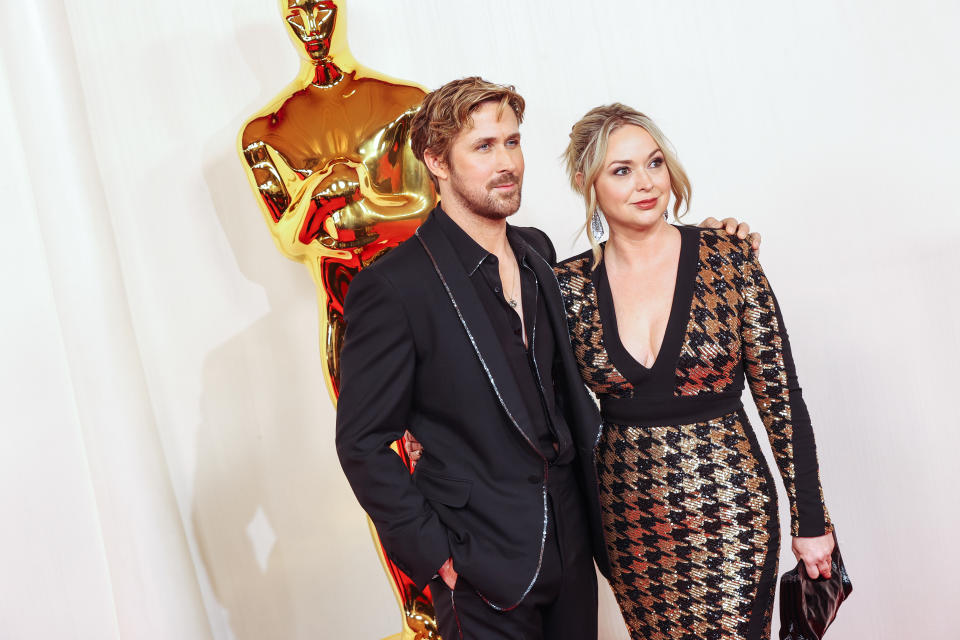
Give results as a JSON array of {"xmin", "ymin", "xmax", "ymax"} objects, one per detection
[{"xmin": 442, "ymin": 201, "xmax": 511, "ymax": 257}]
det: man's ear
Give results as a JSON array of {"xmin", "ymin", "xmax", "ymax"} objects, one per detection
[{"xmin": 423, "ymin": 149, "xmax": 449, "ymax": 183}]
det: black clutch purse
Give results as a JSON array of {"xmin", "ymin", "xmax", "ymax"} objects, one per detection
[{"xmin": 779, "ymin": 532, "xmax": 852, "ymax": 640}]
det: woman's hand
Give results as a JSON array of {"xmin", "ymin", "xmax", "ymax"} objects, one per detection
[
  {"xmin": 792, "ymin": 532, "xmax": 835, "ymax": 579},
  {"xmin": 403, "ymin": 430, "xmax": 423, "ymax": 469},
  {"xmin": 438, "ymin": 557, "xmax": 458, "ymax": 590}
]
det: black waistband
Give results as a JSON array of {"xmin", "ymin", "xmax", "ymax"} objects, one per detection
[{"xmin": 600, "ymin": 391, "xmax": 742, "ymax": 427}]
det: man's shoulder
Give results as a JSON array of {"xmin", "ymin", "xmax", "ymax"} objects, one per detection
[
  {"xmin": 359, "ymin": 234, "xmax": 432, "ymax": 288},
  {"xmin": 511, "ymin": 225, "xmax": 556, "ymax": 265}
]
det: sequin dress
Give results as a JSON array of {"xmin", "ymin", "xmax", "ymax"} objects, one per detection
[{"xmin": 555, "ymin": 227, "xmax": 831, "ymax": 640}]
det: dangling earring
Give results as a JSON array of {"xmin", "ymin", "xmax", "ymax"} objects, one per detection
[
  {"xmin": 663, "ymin": 209, "xmax": 669, "ymax": 221},
  {"xmin": 591, "ymin": 209, "xmax": 604, "ymax": 241}
]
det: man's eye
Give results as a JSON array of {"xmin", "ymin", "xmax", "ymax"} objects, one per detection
[
  {"xmin": 506, "ymin": 139, "xmax": 520, "ymax": 148},
  {"xmin": 477, "ymin": 143, "xmax": 490, "ymax": 151}
]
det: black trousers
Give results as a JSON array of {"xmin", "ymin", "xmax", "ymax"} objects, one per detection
[{"xmin": 431, "ymin": 464, "xmax": 598, "ymax": 640}]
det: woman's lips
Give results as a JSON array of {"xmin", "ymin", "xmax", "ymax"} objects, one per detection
[{"xmin": 633, "ymin": 197, "xmax": 658, "ymax": 210}]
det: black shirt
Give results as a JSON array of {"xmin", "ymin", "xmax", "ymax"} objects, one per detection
[{"xmin": 435, "ymin": 208, "xmax": 573, "ymax": 464}]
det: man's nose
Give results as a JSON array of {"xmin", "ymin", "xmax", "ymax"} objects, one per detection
[{"xmin": 495, "ymin": 145, "xmax": 518, "ymax": 172}]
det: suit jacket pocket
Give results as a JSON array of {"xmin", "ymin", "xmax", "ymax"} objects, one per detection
[{"xmin": 414, "ymin": 469, "xmax": 472, "ymax": 508}]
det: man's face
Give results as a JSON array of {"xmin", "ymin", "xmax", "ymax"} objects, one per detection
[
  {"xmin": 283, "ymin": 0, "xmax": 337, "ymax": 60},
  {"xmin": 444, "ymin": 101, "xmax": 524, "ymax": 220}
]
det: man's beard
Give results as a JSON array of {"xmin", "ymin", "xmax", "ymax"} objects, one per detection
[{"xmin": 448, "ymin": 169, "xmax": 522, "ymax": 220}]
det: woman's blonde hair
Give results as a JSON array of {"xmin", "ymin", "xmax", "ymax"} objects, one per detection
[{"xmin": 563, "ymin": 103, "xmax": 691, "ymax": 267}]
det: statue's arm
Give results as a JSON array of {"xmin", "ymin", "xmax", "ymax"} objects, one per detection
[
  {"xmin": 241, "ymin": 133, "xmax": 329, "ymax": 260},
  {"xmin": 393, "ymin": 106, "xmax": 437, "ymax": 215},
  {"xmin": 241, "ymin": 137, "xmax": 293, "ymax": 222},
  {"xmin": 352, "ymin": 107, "xmax": 436, "ymax": 220}
]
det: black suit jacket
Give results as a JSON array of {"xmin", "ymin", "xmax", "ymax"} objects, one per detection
[{"xmin": 335, "ymin": 208, "xmax": 610, "ymax": 609}]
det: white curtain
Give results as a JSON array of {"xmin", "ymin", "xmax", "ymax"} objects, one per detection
[{"xmin": 1, "ymin": 1, "xmax": 957, "ymax": 638}]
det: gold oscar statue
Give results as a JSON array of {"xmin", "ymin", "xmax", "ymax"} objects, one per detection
[{"xmin": 238, "ymin": 1, "xmax": 438, "ymax": 638}]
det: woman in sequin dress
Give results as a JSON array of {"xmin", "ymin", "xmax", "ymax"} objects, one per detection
[{"xmin": 554, "ymin": 104, "xmax": 835, "ymax": 640}]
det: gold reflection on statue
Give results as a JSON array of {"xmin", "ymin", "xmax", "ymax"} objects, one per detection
[{"xmin": 238, "ymin": 1, "xmax": 438, "ymax": 638}]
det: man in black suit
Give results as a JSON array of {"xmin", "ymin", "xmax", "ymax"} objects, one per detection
[
  {"xmin": 335, "ymin": 77, "xmax": 606, "ymax": 639},
  {"xmin": 335, "ymin": 77, "xmax": 757, "ymax": 638}
]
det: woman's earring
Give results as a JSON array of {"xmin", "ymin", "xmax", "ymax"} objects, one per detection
[
  {"xmin": 663, "ymin": 210, "xmax": 669, "ymax": 221},
  {"xmin": 591, "ymin": 210, "xmax": 604, "ymax": 241}
]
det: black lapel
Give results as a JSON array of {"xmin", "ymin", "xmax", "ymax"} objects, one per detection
[
  {"xmin": 415, "ymin": 216, "xmax": 541, "ymax": 455},
  {"xmin": 521, "ymin": 235, "xmax": 604, "ymax": 447},
  {"xmin": 516, "ymin": 234, "xmax": 570, "ymax": 357}
]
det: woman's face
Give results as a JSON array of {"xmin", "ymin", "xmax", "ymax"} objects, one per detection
[{"xmin": 593, "ymin": 125, "xmax": 671, "ymax": 232}]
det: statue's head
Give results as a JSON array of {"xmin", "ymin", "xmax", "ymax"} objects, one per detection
[{"xmin": 280, "ymin": 0, "xmax": 338, "ymax": 62}]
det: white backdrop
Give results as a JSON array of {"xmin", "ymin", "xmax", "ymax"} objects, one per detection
[{"xmin": 2, "ymin": 1, "xmax": 958, "ymax": 638}]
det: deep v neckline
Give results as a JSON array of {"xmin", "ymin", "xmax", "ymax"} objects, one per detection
[{"xmin": 594, "ymin": 225, "xmax": 700, "ymax": 387}]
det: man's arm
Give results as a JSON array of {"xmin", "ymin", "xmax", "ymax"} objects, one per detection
[
  {"xmin": 699, "ymin": 216, "xmax": 762, "ymax": 254},
  {"xmin": 334, "ymin": 268, "xmax": 450, "ymax": 588}
]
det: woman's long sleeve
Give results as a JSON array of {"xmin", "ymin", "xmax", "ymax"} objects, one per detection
[{"xmin": 740, "ymin": 250, "xmax": 832, "ymax": 537}]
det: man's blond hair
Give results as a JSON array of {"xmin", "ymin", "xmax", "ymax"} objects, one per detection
[{"xmin": 410, "ymin": 77, "xmax": 526, "ymax": 188}]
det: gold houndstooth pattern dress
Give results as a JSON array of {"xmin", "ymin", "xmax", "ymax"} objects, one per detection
[{"xmin": 555, "ymin": 227, "xmax": 831, "ymax": 640}]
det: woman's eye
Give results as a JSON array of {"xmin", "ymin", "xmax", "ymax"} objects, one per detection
[
  {"xmin": 649, "ymin": 156, "xmax": 665, "ymax": 168},
  {"xmin": 613, "ymin": 167, "xmax": 630, "ymax": 176}
]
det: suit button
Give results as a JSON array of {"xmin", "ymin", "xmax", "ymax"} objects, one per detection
[{"xmin": 527, "ymin": 475, "xmax": 540, "ymax": 484}]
